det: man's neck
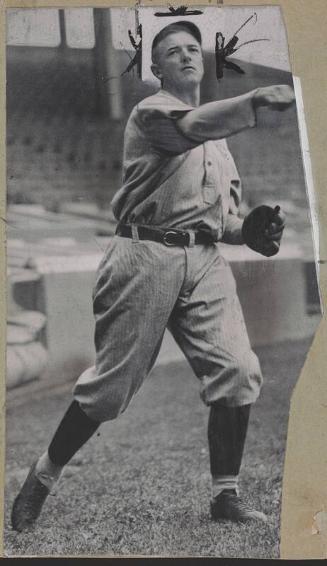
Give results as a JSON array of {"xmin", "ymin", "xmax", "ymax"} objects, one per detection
[{"xmin": 163, "ymin": 84, "xmax": 200, "ymax": 107}]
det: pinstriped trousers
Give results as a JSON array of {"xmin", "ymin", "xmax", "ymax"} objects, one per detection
[{"xmin": 73, "ymin": 235, "xmax": 263, "ymax": 422}]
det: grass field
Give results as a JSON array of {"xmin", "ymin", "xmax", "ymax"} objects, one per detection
[{"xmin": 4, "ymin": 338, "xmax": 312, "ymax": 558}]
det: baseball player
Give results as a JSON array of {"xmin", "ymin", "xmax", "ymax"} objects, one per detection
[{"xmin": 11, "ymin": 21, "xmax": 294, "ymax": 532}]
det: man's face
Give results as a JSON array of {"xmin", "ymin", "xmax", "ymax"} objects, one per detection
[{"xmin": 152, "ymin": 31, "xmax": 204, "ymax": 91}]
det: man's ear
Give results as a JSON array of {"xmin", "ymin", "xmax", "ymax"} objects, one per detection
[{"xmin": 151, "ymin": 63, "xmax": 163, "ymax": 80}]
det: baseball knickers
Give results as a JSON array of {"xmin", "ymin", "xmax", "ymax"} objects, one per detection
[{"xmin": 73, "ymin": 235, "xmax": 263, "ymax": 422}]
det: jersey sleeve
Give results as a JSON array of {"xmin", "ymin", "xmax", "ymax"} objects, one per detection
[{"xmin": 136, "ymin": 93, "xmax": 199, "ymax": 154}]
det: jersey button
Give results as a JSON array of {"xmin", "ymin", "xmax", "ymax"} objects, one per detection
[{"xmin": 207, "ymin": 161, "xmax": 212, "ymax": 166}]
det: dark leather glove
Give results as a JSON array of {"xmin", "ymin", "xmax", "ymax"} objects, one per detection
[{"xmin": 242, "ymin": 205, "xmax": 286, "ymax": 257}]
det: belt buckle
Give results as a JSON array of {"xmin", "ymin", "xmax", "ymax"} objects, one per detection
[{"xmin": 163, "ymin": 230, "xmax": 180, "ymax": 246}]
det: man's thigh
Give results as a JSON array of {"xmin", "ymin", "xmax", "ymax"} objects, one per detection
[
  {"xmin": 74, "ymin": 237, "xmax": 185, "ymax": 421},
  {"xmin": 169, "ymin": 247, "xmax": 262, "ymax": 407}
]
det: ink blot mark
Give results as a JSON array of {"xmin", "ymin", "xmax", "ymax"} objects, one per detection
[
  {"xmin": 155, "ymin": 5, "xmax": 203, "ymax": 17},
  {"xmin": 215, "ymin": 13, "xmax": 270, "ymax": 80}
]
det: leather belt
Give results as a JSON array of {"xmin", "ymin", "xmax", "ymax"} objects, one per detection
[{"xmin": 116, "ymin": 224, "xmax": 215, "ymax": 247}]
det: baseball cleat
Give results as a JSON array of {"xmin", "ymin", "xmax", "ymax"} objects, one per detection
[
  {"xmin": 11, "ymin": 461, "xmax": 50, "ymax": 532},
  {"xmin": 210, "ymin": 489, "xmax": 267, "ymax": 523}
]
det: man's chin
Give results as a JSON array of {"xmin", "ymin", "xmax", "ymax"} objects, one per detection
[{"xmin": 180, "ymin": 73, "xmax": 202, "ymax": 86}]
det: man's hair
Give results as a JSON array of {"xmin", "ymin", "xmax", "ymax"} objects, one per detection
[{"xmin": 151, "ymin": 21, "xmax": 202, "ymax": 63}]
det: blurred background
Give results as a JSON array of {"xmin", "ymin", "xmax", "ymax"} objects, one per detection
[{"xmin": 6, "ymin": 7, "xmax": 320, "ymax": 395}]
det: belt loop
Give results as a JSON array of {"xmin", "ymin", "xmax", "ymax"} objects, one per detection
[
  {"xmin": 131, "ymin": 224, "xmax": 139, "ymax": 242},
  {"xmin": 187, "ymin": 230, "xmax": 195, "ymax": 248}
]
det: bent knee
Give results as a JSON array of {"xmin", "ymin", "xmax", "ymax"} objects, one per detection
[
  {"xmin": 73, "ymin": 364, "xmax": 145, "ymax": 423},
  {"xmin": 233, "ymin": 350, "xmax": 262, "ymax": 387},
  {"xmin": 73, "ymin": 379, "xmax": 134, "ymax": 423},
  {"xmin": 200, "ymin": 350, "xmax": 263, "ymax": 407},
  {"xmin": 74, "ymin": 392, "xmax": 130, "ymax": 423}
]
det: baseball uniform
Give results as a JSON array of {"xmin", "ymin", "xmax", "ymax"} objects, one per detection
[{"xmin": 73, "ymin": 89, "xmax": 263, "ymax": 423}]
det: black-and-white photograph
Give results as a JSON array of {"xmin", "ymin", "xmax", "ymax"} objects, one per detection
[{"xmin": 5, "ymin": 5, "xmax": 321, "ymax": 557}]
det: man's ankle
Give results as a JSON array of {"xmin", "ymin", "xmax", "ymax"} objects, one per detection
[
  {"xmin": 212, "ymin": 474, "xmax": 239, "ymax": 499},
  {"xmin": 35, "ymin": 451, "xmax": 63, "ymax": 491},
  {"xmin": 218, "ymin": 489, "xmax": 238, "ymax": 497}
]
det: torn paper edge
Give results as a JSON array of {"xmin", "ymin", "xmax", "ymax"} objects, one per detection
[{"xmin": 293, "ymin": 76, "xmax": 321, "ymax": 292}]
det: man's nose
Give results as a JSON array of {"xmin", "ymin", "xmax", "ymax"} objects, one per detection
[{"xmin": 181, "ymin": 49, "xmax": 191, "ymax": 62}]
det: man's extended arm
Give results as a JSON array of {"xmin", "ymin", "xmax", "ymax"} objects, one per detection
[
  {"xmin": 138, "ymin": 85, "xmax": 295, "ymax": 154},
  {"xmin": 177, "ymin": 85, "xmax": 295, "ymax": 143}
]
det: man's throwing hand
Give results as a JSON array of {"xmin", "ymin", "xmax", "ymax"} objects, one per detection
[{"xmin": 252, "ymin": 85, "xmax": 295, "ymax": 111}]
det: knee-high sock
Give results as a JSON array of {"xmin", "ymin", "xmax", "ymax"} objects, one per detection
[
  {"xmin": 47, "ymin": 400, "xmax": 100, "ymax": 467},
  {"xmin": 208, "ymin": 404, "xmax": 251, "ymax": 495}
]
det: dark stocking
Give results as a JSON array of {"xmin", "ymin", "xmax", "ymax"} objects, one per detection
[
  {"xmin": 48, "ymin": 400, "xmax": 100, "ymax": 466},
  {"xmin": 208, "ymin": 403, "xmax": 251, "ymax": 478}
]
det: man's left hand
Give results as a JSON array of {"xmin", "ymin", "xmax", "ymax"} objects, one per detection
[{"xmin": 242, "ymin": 205, "xmax": 286, "ymax": 257}]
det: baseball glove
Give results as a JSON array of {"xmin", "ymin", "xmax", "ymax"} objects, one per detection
[{"xmin": 242, "ymin": 205, "xmax": 286, "ymax": 257}]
